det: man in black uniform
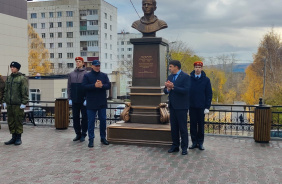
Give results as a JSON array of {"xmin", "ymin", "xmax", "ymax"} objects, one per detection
[{"xmin": 189, "ymin": 61, "xmax": 212, "ymax": 151}]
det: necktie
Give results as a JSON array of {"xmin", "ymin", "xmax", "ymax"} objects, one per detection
[
  {"xmin": 172, "ymin": 74, "xmax": 177, "ymax": 82},
  {"xmin": 196, "ymin": 76, "xmax": 199, "ymax": 79}
]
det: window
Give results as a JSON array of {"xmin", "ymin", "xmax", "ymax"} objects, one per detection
[
  {"xmin": 50, "ymin": 43, "xmax": 54, "ymax": 48},
  {"xmin": 41, "ymin": 13, "xmax": 45, "ymax": 18},
  {"xmin": 105, "ymin": 33, "xmax": 107, "ymax": 39},
  {"xmin": 61, "ymin": 88, "xmax": 67, "ymax": 98},
  {"xmin": 58, "ymin": 22, "xmax": 62, "ymax": 27},
  {"xmin": 49, "ymin": 12, "xmax": 54, "ymax": 18},
  {"xmin": 88, "ymin": 30, "xmax": 98, "ymax": 35},
  {"xmin": 57, "ymin": 12, "xmax": 62, "ymax": 17},
  {"xmin": 110, "ymin": 25, "xmax": 112, "ymax": 31},
  {"xmin": 41, "ymin": 33, "xmax": 45, "ymax": 38},
  {"xmin": 80, "ymin": 10, "xmax": 86, "ymax": 16},
  {"xmin": 121, "ymin": 48, "xmax": 124, "ymax": 51},
  {"xmin": 127, "ymin": 41, "xmax": 131, "ymax": 45},
  {"xmin": 29, "ymin": 89, "xmax": 41, "ymax": 102},
  {"xmin": 127, "ymin": 54, "xmax": 131, "ymax": 58},
  {"xmin": 31, "ymin": 13, "xmax": 37, "ymax": 19},
  {"xmin": 105, "ymin": 63, "xmax": 107, "ymax": 69},
  {"xmin": 104, "ymin": 23, "xmax": 107, "ymax": 29},
  {"xmin": 121, "ymin": 41, "xmax": 124, "ymax": 45},
  {"xmin": 66, "ymin": 11, "xmax": 73, "ymax": 17},
  {"xmin": 110, "ymin": 54, "xmax": 112, "ymax": 60},
  {"xmin": 110, "ymin": 64, "xmax": 112, "ymax": 69},
  {"xmin": 58, "ymin": 63, "xmax": 63, "ymax": 68},
  {"xmin": 110, "ymin": 44, "xmax": 112, "ymax": 50},
  {"xmin": 80, "ymin": 31, "xmax": 87, "ymax": 36},
  {"xmin": 104, "ymin": 13, "xmax": 107, "ymax": 19},
  {"xmin": 67, "ymin": 42, "xmax": 73, "ymax": 47},
  {"xmin": 66, "ymin": 21, "xmax": 73, "ymax": 27},
  {"xmin": 89, "ymin": 20, "xmax": 98, "ymax": 25},
  {"xmin": 128, "ymin": 48, "xmax": 132, "ymax": 51},
  {"xmin": 121, "ymin": 55, "xmax": 124, "ymax": 59},
  {"xmin": 58, "ymin": 32, "xmax": 62, "ymax": 38},
  {"xmin": 31, "ymin": 23, "xmax": 37, "ymax": 28},
  {"xmin": 110, "ymin": 15, "xmax": 112, "ymax": 21},
  {"xmin": 49, "ymin": 22, "xmax": 53, "ymax": 28},
  {"xmin": 41, "ymin": 23, "xmax": 45, "ymax": 29},
  {"xmin": 50, "ymin": 63, "xmax": 54, "ymax": 69},
  {"xmin": 105, "ymin": 53, "xmax": 107, "ymax": 59},
  {"xmin": 50, "ymin": 33, "xmax": 54, "ymax": 38},
  {"xmin": 87, "ymin": 41, "xmax": 98, "ymax": 47},
  {"xmin": 67, "ymin": 32, "xmax": 73, "ymax": 38},
  {"xmin": 88, "ymin": 9, "xmax": 98, "ymax": 15},
  {"xmin": 81, "ymin": 52, "xmax": 87, "ymax": 56},
  {"xmin": 67, "ymin": 53, "xmax": 73, "ymax": 58},
  {"xmin": 58, "ymin": 53, "xmax": 62, "ymax": 58},
  {"xmin": 50, "ymin": 53, "xmax": 54, "ymax": 58},
  {"xmin": 105, "ymin": 43, "xmax": 107, "ymax": 49},
  {"xmin": 67, "ymin": 63, "xmax": 74, "ymax": 68},
  {"xmin": 58, "ymin": 43, "xmax": 62, "ymax": 48},
  {"xmin": 117, "ymin": 42, "xmax": 119, "ymax": 45},
  {"xmin": 110, "ymin": 35, "xmax": 112, "ymax": 40}
]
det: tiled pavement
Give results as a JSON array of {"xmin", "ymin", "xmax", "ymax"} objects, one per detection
[{"xmin": 0, "ymin": 124, "xmax": 281, "ymax": 184}]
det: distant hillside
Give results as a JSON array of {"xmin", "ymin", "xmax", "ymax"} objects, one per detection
[{"xmin": 209, "ymin": 63, "xmax": 251, "ymax": 73}]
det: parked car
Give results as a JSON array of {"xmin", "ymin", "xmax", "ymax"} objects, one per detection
[{"xmin": 114, "ymin": 104, "xmax": 125, "ymax": 119}]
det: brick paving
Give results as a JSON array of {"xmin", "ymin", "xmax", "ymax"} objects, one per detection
[{"xmin": 0, "ymin": 123, "xmax": 281, "ymax": 184}]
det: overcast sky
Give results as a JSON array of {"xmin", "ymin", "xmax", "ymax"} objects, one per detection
[{"xmin": 105, "ymin": 0, "xmax": 282, "ymax": 63}]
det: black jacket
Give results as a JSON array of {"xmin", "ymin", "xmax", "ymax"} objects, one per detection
[
  {"xmin": 189, "ymin": 70, "xmax": 212, "ymax": 109},
  {"xmin": 82, "ymin": 70, "xmax": 111, "ymax": 110},
  {"xmin": 67, "ymin": 68, "xmax": 88, "ymax": 103},
  {"xmin": 164, "ymin": 71, "xmax": 190, "ymax": 110}
]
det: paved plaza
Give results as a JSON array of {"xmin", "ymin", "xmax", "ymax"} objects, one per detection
[{"xmin": 0, "ymin": 123, "xmax": 281, "ymax": 184}]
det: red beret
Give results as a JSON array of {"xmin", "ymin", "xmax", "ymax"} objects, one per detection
[
  {"xmin": 194, "ymin": 61, "xmax": 203, "ymax": 67},
  {"xmin": 75, "ymin": 57, "xmax": 84, "ymax": 62}
]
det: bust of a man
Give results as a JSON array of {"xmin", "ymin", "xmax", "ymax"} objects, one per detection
[{"xmin": 132, "ymin": 0, "xmax": 168, "ymax": 37}]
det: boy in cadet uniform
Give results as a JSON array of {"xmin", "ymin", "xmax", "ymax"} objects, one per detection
[{"xmin": 3, "ymin": 61, "xmax": 29, "ymax": 145}]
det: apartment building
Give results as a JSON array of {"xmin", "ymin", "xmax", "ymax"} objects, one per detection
[
  {"xmin": 0, "ymin": 0, "xmax": 28, "ymax": 77},
  {"xmin": 27, "ymin": 0, "xmax": 117, "ymax": 74}
]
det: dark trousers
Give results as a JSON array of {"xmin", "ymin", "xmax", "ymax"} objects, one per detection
[
  {"xmin": 87, "ymin": 108, "xmax": 107, "ymax": 140},
  {"xmin": 72, "ymin": 102, "xmax": 88, "ymax": 137},
  {"xmin": 169, "ymin": 108, "xmax": 188, "ymax": 150},
  {"xmin": 7, "ymin": 105, "xmax": 24, "ymax": 134},
  {"xmin": 189, "ymin": 108, "xmax": 205, "ymax": 145}
]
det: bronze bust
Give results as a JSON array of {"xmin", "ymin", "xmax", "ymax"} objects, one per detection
[{"xmin": 132, "ymin": 0, "xmax": 168, "ymax": 37}]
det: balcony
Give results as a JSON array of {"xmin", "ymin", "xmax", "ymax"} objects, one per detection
[{"xmin": 80, "ymin": 26, "xmax": 87, "ymax": 31}]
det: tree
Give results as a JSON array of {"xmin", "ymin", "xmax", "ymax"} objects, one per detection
[{"xmin": 28, "ymin": 24, "xmax": 51, "ymax": 76}]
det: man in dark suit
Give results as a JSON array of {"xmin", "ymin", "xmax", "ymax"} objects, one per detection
[
  {"xmin": 164, "ymin": 60, "xmax": 190, "ymax": 155},
  {"xmin": 82, "ymin": 60, "xmax": 111, "ymax": 148},
  {"xmin": 189, "ymin": 61, "xmax": 212, "ymax": 151}
]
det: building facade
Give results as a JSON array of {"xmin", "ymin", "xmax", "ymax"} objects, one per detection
[
  {"xmin": 0, "ymin": 0, "xmax": 28, "ymax": 77},
  {"xmin": 27, "ymin": 0, "xmax": 117, "ymax": 74}
]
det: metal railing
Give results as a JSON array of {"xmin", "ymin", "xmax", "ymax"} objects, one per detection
[{"xmin": 1, "ymin": 101, "xmax": 281, "ymax": 138}]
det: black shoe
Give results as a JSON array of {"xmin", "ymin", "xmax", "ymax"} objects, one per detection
[
  {"xmin": 182, "ymin": 150, "xmax": 188, "ymax": 155},
  {"xmin": 189, "ymin": 143, "xmax": 198, "ymax": 149},
  {"xmin": 168, "ymin": 147, "xmax": 179, "ymax": 153},
  {"xmin": 14, "ymin": 134, "xmax": 22, "ymax": 146},
  {"xmin": 101, "ymin": 138, "xmax": 109, "ymax": 145},
  {"xmin": 80, "ymin": 136, "xmax": 85, "ymax": 142},
  {"xmin": 73, "ymin": 135, "xmax": 81, "ymax": 141},
  {"xmin": 4, "ymin": 134, "xmax": 16, "ymax": 145},
  {"xmin": 199, "ymin": 144, "xmax": 205, "ymax": 150},
  {"xmin": 88, "ymin": 139, "xmax": 94, "ymax": 148}
]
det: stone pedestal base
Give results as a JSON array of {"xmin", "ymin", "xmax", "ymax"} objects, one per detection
[{"xmin": 107, "ymin": 121, "xmax": 172, "ymax": 145}]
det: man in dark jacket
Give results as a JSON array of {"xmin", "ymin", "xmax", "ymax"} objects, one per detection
[
  {"xmin": 68, "ymin": 57, "xmax": 88, "ymax": 142},
  {"xmin": 3, "ymin": 61, "xmax": 29, "ymax": 146},
  {"xmin": 189, "ymin": 61, "xmax": 212, "ymax": 151},
  {"xmin": 164, "ymin": 60, "xmax": 190, "ymax": 155},
  {"xmin": 82, "ymin": 60, "xmax": 111, "ymax": 148}
]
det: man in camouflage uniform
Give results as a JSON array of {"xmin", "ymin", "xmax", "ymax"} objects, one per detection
[
  {"xmin": 0, "ymin": 75, "xmax": 5, "ymax": 130},
  {"xmin": 3, "ymin": 61, "xmax": 28, "ymax": 145}
]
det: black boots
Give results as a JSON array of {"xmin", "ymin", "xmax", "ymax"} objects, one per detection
[
  {"xmin": 5, "ymin": 134, "xmax": 21, "ymax": 145},
  {"xmin": 14, "ymin": 134, "xmax": 22, "ymax": 145},
  {"xmin": 4, "ymin": 134, "xmax": 16, "ymax": 145},
  {"xmin": 88, "ymin": 139, "xmax": 94, "ymax": 148}
]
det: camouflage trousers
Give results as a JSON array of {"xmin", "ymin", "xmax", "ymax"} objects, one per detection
[{"xmin": 7, "ymin": 105, "xmax": 24, "ymax": 134}]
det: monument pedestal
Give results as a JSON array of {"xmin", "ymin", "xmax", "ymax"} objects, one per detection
[{"xmin": 107, "ymin": 121, "xmax": 172, "ymax": 145}]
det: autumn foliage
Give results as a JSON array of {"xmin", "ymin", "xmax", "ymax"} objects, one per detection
[{"xmin": 28, "ymin": 25, "xmax": 51, "ymax": 76}]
